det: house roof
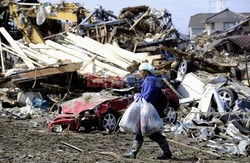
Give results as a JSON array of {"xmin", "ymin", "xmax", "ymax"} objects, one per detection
[
  {"xmin": 205, "ymin": 8, "xmax": 247, "ymax": 23},
  {"xmin": 242, "ymin": 13, "xmax": 250, "ymax": 17},
  {"xmin": 189, "ymin": 9, "xmax": 250, "ymax": 28},
  {"xmin": 188, "ymin": 13, "xmax": 214, "ymax": 28}
]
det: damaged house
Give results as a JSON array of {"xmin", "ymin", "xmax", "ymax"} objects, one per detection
[{"xmin": 189, "ymin": 8, "xmax": 250, "ymax": 40}]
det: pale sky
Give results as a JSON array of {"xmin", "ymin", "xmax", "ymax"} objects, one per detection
[{"xmin": 40, "ymin": 0, "xmax": 250, "ymax": 34}]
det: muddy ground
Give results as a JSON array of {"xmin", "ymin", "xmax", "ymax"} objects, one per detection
[{"xmin": 0, "ymin": 117, "xmax": 249, "ymax": 163}]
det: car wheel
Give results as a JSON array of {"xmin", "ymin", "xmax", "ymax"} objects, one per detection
[
  {"xmin": 83, "ymin": 125, "xmax": 92, "ymax": 133},
  {"xmin": 101, "ymin": 112, "xmax": 117, "ymax": 132},
  {"xmin": 177, "ymin": 59, "xmax": 191, "ymax": 81},
  {"xmin": 164, "ymin": 104, "xmax": 178, "ymax": 124},
  {"xmin": 218, "ymin": 87, "xmax": 238, "ymax": 109},
  {"xmin": 229, "ymin": 67, "xmax": 241, "ymax": 81}
]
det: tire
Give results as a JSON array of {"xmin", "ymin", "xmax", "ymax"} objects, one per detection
[
  {"xmin": 218, "ymin": 87, "xmax": 238, "ymax": 109},
  {"xmin": 163, "ymin": 103, "xmax": 178, "ymax": 124},
  {"xmin": 83, "ymin": 125, "xmax": 92, "ymax": 133},
  {"xmin": 229, "ymin": 67, "xmax": 242, "ymax": 81},
  {"xmin": 100, "ymin": 111, "xmax": 118, "ymax": 132},
  {"xmin": 177, "ymin": 59, "xmax": 191, "ymax": 81}
]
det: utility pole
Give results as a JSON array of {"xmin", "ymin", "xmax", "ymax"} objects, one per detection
[
  {"xmin": 216, "ymin": 0, "xmax": 226, "ymax": 12},
  {"xmin": 208, "ymin": 0, "xmax": 211, "ymax": 13}
]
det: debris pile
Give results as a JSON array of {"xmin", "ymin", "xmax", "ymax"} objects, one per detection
[
  {"xmin": 171, "ymin": 72, "xmax": 250, "ymax": 156},
  {"xmin": 0, "ymin": 0, "xmax": 250, "ymax": 160}
]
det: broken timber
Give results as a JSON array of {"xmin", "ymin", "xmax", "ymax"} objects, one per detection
[
  {"xmin": 61, "ymin": 141, "xmax": 83, "ymax": 152},
  {"xmin": 0, "ymin": 27, "xmax": 35, "ymax": 69},
  {"xmin": 167, "ymin": 139, "xmax": 221, "ymax": 158},
  {"xmin": 11, "ymin": 63, "xmax": 81, "ymax": 84}
]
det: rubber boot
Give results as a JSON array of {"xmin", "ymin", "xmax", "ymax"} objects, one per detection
[
  {"xmin": 157, "ymin": 139, "xmax": 172, "ymax": 160},
  {"xmin": 123, "ymin": 140, "xmax": 142, "ymax": 159}
]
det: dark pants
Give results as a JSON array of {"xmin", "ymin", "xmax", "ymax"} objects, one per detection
[
  {"xmin": 133, "ymin": 131, "xmax": 172, "ymax": 155},
  {"xmin": 134, "ymin": 132, "xmax": 167, "ymax": 143}
]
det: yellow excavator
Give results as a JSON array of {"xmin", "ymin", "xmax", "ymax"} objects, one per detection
[{"xmin": 1, "ymin": 0, "xmax": 89, "ymax": 44}]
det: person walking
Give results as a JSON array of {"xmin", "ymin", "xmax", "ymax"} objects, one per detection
[{"xmin": 123, "ymin": 63, "xmax": 172, "ymax": 160}]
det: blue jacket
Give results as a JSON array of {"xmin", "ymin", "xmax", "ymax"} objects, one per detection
[{"xmin": 139, "ymin": 74, "xmax": 162, "ymax": 106}]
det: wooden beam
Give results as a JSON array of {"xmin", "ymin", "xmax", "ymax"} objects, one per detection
[
  {"xmin": 0, "ymin": 27, "xmax": 35, "ymax": 69},
  {"xmin": 65, "ymin": 34, "xmax": 130, "ymax": 76},
  {"xmin": 61, "ymin": 141, "xmax": 83, "ymax": 152},
  {"xmin": 17, "ymin": 42, "xmax": 56, "ymax": 65},
  {"xmin": 160, "ymin": 46, "xmax": 190, "ymax": 57},
  {"xmin": 80, "ymin": 55, "xmax": 97, "ymax": 72},
  {"xmin": 0, "ymin": 45, "xmax": 43, "ymax": 68},
  {"xmin": 11, "ymin": 63, "xmax": 81, "ymax": 84},
  {"xmin": 76, "ymin": 35, "xmax": 131, "ymax": 69},
  {"xmin": 104, "ymin": 44, "xmax": 143, "ymax": 63},
  {"xmin": 163, "ymin": 78, "xmax": 182, "ymax": 99},
  {"xmin": 167, "ymin": 139, "xmax": 221, "ymax": 158},
  {"xmin": 0, "ymin": 37, "xmax": 5, "ymax": 73},
  {"xmin": 129, "ymin": 9, "xmax": 150, "ymax": 30},
  {"xmin": 46, "ymin": 39, "xmax": 128, "ymax": 76}
]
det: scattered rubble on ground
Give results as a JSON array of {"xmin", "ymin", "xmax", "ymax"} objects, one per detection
[{"xmin": 0, "ymin": 0, "xmax": 250, "ymax": 161}]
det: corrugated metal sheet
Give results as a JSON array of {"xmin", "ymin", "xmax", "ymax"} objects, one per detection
[
  {"xmin": 229, "ymin": 35, "xmax": 250, "ymax": 49},
  {"xmin": 210, "ymin": 35, "xmax": 250, "ymax": 49}
]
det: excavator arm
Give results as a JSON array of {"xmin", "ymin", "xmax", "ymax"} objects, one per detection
[
  {"xmin": 4, "ymin": 1, "xmax": 44, "ymax": 43},
  {"xmin": 24, "ymin": 2, "xmax": 89, "ymax": 23},
  {"xmin": 1, "ymin": 0, "xmax": 89, "ymax": 44}
]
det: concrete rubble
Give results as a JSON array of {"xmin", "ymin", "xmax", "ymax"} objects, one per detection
[{"xmin": 0, "ymin": 0, "xmax": 250, "ymax": 159}]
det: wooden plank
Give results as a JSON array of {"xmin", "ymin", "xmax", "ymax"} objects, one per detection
[
  {"xmin": 104, "ymin": 44, "xmax": 142, "ymax": 63},
  {"xmin": 40, "ymin": 49, "xmax": 82, "ymax": 63},
  {"xmin": 129, "ymin": 9, "xmax": 150, "ymax": 30},
  {"xmin": 167, "ymin": 139, "xmax": 221, "ymax": 158},
  {"xmin": 80, "ymin": 55, "xmax": 97, "ymax": 72},
  {"xmin": 46, "ymin": 40, "xmax": 128, "ymax": 76},
  {"xmin": 74, "ymin": 35, "xmax": 130, "ymax": 69},
  {"xmin": 95, "ymin": 25, "xmax": 100, "ymax": 42},
  {"xmin": 145, "ymin": 55, "xmax": 163, "ymax": 64},
  {"xmin": 45, "ymin": 40, "xmax": 89, "ymax": 61},
  {"xmin": 23, "ymin": 49, "xmax": 56, "ymax": 65},
  {"xmin": 212, "ymin": 62, "xmax": 238, "ymax": 67},
  {"xmin": 161, "ymin": 46, "xmax": 190, "ymax": 57},
  {"xmin": 0, "ymin": 27, "xmax": 35, "ymax": 69},
  {"xmin": 133, "ymin": 41, "xmax": 138, "ymax": 53},
  {"xmin": 94, "ymin": 59, "xmax": 129, "ymax": 76},
  {"xmin": 104, "ymin": 24, "xmax": 108, "ymax": 43},
  {"xmin": 63, "ymin": 43, "xmax": 107, "ymax": 61},
  {"xmin": 163, "ymin": 78, "xmax": 183, "ymax": 99},
  {"xmin": 1, "ymin": 45, "xmax": 43, "ymax": 68},
  {"xmin": 0, "ymin": 37, "xmax": 5, "ymax": 73},
  {"xmin": 146, "ymin": 55, "xmax": 163, "ymax": 60},
  {"xmin": 61, "ymin": 141, "xmax": 83, "ymax": 152},
  {"xmin": 68, "ymin": 33, "xmax": 130, "ymax": 66},
  {"xmin": 11, "ymin": 63, "xmax": 81, "ymax": 83},
  {"xmin": 17, "ymin": 43, "xmax": 56, "ymax": 65},
  {"xmin": 65, "ymin": 34, "xmax": 130, "ymax": 75}
]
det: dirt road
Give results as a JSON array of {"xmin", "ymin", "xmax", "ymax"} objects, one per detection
[{"xmin": 0, "ymin": 118, "xmax": 248, "ymax": 163}]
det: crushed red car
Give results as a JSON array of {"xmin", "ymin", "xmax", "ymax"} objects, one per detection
[
  {"xmin": 48, "ymin": 88, "xmax": 179, "ymax": 132},
  {"xmin": 48, "ymin": 93, "xmax": 133, "ymax": 132}
]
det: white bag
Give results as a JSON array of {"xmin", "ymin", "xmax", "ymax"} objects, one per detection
[
  {"xmin": 119, "ymin": 98, "xmax": 141, "ymax": 134},
  {"xmin": 140, "ymin": 98, "xmax": 163, "ymax": 136}
]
